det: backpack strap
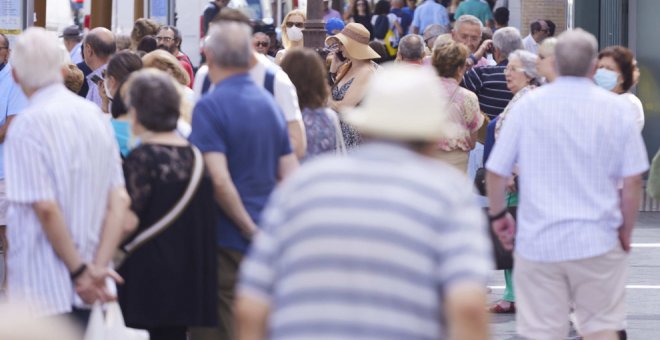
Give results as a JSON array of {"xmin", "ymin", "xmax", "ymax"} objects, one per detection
[{"xmin": 264, "ymin": 65, "xmax": 277, "ymax": 95}]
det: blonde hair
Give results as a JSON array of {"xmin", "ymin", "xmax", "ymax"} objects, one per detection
[
  {"xmin": 142, "ymin": 50, "xmax": 190, "ymax": 86},
  {"xmin": 281, "ymin": 10, "xmax": 306, "ymax": 49},
  {"xmin": 63, "ymin": 64, "xmax": 84, "ymax": 93},
  {"xmin": 140, "ymin": 50, "xmax": 193, "ymax": 123}
]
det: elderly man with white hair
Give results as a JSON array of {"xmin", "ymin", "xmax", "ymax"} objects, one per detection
[
  {"xmin": 487, "ymin": 28, "xmax": 648, "ymax": 340},
  {"xmin": 4, "ymin": 27, "xmax": 129, "ymax": 325},
  {"xmin": 462, "ymin": 26, "xmax": 523, "ymax": 119}
]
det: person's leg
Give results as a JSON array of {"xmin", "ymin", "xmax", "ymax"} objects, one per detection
[
  {"xmin": 189, "ymin": 247, "xmax": 243, "ymax": 340},
  {"xmin": 503, "ymin": 269, "xmax": 515, "ymax": 301},
  {"xmin": 66, "ymin": 307, "xmax": 91, "ymax": 333},
  {"xmin": 569, "ymin": 246, "xmax": 627, "ymax": 338},
  {"xmin": 147, "ymin": 326, "xmax": 188, "ymax": 340},
  {"xmin": 514, "ymin": 252, "xmax": 571, "ymax": 340},
  {"xmin": 489, "ymin": 269, "xmax": 515, "ymax": 313}
]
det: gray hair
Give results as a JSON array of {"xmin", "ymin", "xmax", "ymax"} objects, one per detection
[
  {"xmin": 207, "ymin": 21, "xmax": 252, "ymax": 68},
  {"xmin": 493, "ymin": 26, "xmax": 523, "ymax": 59},
  {"xmin": 453, "ymin": 15, "xmax": 483, "ymax": 31},
  {"xmin": 422, "ymin": 24, "xmax": 449, "ymax": 42},
  {"xmin": 398, "ymin": 34, "xmax": 425, "ymax": 61},
  {"xmin": 10, "ymin": 27, "xmax": 63, "ymax": 89},
  {"xmin": 538, "ymin": 37, "xmax": 558, "ymax": 58},
  {"xmin": 555, "ymin": 29, "xmax": 597, "ymax": 77},
  {"xmin": 509, "ymin": 50, "xmax": 539, "ymax": 82}
]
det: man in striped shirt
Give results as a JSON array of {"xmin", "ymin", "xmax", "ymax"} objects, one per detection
[
  {"xmin": 4, "ymin": 28, "xmax": 129, "ymax": 321},
  {"xmin": 236, "ymin": 64, "xmax": 491, "ymax": 340},
  {"xmin": 462, "ymin": 26, "xmax": 522, "ymax": 119}
]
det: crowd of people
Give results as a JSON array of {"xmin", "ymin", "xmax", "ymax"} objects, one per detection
[{"xmin": 0, "ymin": 0, "xmax": 658, "ymax": 339}]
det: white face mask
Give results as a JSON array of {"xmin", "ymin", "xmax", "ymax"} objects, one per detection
[
  {"xmin": 104, "ymin": 79, "xmax": 113, "ymax": 100},
  {"xmin": 287, "ymin": 26, "xmax": 304, "ymax": 42}
]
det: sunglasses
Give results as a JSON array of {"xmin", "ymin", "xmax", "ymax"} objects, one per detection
[
  {"xmin": 255, "ymin": 41, "xmax": 269, "ymax": 47},
  {"xmin": 286, "ymin": 22, "xmax": 304, "ymax": 28}
]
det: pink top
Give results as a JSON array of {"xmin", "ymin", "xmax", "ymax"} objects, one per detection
[{"xmin": 437, "ymin": 77, "xmax": 484, "ymax": 152}]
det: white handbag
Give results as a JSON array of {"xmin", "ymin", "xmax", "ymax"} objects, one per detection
[{"xmin": 84, "ymin": 302, "xmax": 150, "ymax": 340}]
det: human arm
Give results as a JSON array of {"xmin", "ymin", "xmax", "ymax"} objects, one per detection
[
  {"xmin": 287, "ymin": 121, "xmax": 306, "ymax": 159},
  {"xmin": 93, "ymin": 187, "xmax": 132, "ymax": 268},
  {"xmin": 235, "ymin": 295, "xmax": 270, "ymax": 340},
  {"xmin": 619, "ymin": 174, "xmax": 642, "ymax": 252},
  {"xmin": 0, "ymin": 115, "xmax": 16, "ymax": 143},
  {"xmin": 205, "ymin": 152, "xmax": 258, "ymax": 238},
  {"xmin": 472, "ymin": 39, "xmax": 492, "ymax": 61},
  {"xmin": 445, "ymin": 283, "xmax": 489, "ymax": 340},
  {"xmin": 278, "ymin": 153, "xmax": 299, "ymax": 182},
  {"xmin": 485, "ymin": 171, "xmax": 515, "ymax": 250},
  {"xmin": 274, "ymin": 71, "xmax": 307, "ymax": 159}
]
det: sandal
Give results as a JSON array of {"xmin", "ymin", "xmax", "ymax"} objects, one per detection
[{"xmin": 488, "ymin": 301, "xmax": 516, "ymax": 314}]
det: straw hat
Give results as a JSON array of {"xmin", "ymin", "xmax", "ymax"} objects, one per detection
[
  {"xmin": 325, "ymin": 23, "xmax": 380, "ymax": 60},
  {"xmin": 344, "ymin": 64, "xmax": 456, "ymax": 142}
]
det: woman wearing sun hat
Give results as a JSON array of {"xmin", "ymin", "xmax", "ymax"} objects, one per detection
[{"xmin": 327, "ymin": 23, "xmax": 381, "ymax": 148}]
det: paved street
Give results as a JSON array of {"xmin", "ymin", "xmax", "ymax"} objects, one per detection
[{"xmin": 488, "ymin": 212, "xmax": 660, "ymax": 339}]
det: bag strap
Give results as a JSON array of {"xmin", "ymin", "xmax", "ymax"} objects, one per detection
[
  {"xmin": 115, "ymin": 146, "xmax": 204, "ymax": 268},
  {"xmin": 330, "ymin": 109, "xmax": 347, "ymax": 155},
  {"xmin": 264, "ymin": 65, "xmax": 276, "ymax": 95}
]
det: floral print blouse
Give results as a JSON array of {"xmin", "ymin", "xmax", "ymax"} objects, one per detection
[{"xmin": 437, "ymin": 77, "xmax": 484, "ymax": 152}]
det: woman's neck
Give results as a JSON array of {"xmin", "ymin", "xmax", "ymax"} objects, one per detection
[
  {"xmin": 139, "ymin": 130, "xmax": 188, "ymax": 146},
  {"xmin": 290, "ymin": 40, "xmax": 304, "ymax": 48}
]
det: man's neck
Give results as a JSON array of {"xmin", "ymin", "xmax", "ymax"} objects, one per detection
[
  {"xmin": 88, "ymin": 57, "xmax": 108, "ymax": 71},
  {"xmin": 211, "ymin": 67, "xmax": 249, "ymax": 85},
  {"xmin": 249, "ymin": 52, "xmax": 259, "ymax": 68}
]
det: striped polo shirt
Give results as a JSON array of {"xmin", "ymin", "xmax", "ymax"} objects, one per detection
[
  {"xmin": 4, "ymin": 84, "xmax": 124, "ymax": 316},
  {"xmin": 463, "ymin": 60, "xmax": 513, "ymax": 119},
  {"xmin": 239, "ymin": 142, "xmax": 492, "ymax": 340}
]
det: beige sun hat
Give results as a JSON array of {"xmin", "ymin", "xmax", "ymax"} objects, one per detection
[
  {"xmin": 343, "ymin": 64, "xmax": 457, "ymax": 142},
  {"xmin": 325, "ymin": 23, "xmax": 381, "ymax": 60}
]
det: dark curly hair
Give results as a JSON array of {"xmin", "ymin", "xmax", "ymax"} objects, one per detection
[{"xmin": 598, "ymin": 45, "xmax": 635, "ymax": 92}]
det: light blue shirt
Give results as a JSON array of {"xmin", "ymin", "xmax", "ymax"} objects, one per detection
[
  {"xmin": 85, "ymin": 64, "xmax": 106, "ymax": 109},
  {"xmin": 70, "ymin": 42, "xmax": 83, "ymax": 65},
  {"xmin": 486, "ymin": 77, "xmax": 649, "ymax": 262},
  {"xmin": 411, "ymin": 0, "xmax": 449, "ymax": 33},
  {"xmin": 0, "ymin": 64, "xmax": 28, "ymax": 180}
]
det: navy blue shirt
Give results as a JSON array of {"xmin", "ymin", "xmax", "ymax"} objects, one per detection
[
  {"xmin": 391, "ymin": 8, "xmax": 412, "ymax": 34},
  {"xmin": 462, "ymin": 60, "xmax": 513, "ymax": 119},
  {"xmin": 189, "ymin": 73, "xmax": 292, "ymax": 253}
]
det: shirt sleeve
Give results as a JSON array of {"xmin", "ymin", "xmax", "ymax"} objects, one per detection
[
  {"xmin": 274, "ymin": 70, "xmax": 303, "ymax": 122},
  {"xmin": 411, "ymin": 7, "xmax": 421, "ymax": 29},
  {"xmin": 4, "ymin": 121, "xmax": 55, "ymax": 203},
  {"xmin": 7, "ymin": 84, "xmax": 28, "ymax": 116},
  {"xmin": 462, "ymin": 67, "xmax": 483, "ymax": 94},
  {"xmin": 463, "ymin": 91, "xmax": 483, "ymax": 132},
  {"xmin": 485, "ymin": 100, "xmax": 524, "ymax": 176},
  {"xmin": 619, "ymin": 116, "xmax": 649, "ymax": 177},
  {"xmin": 439, "ymin": 5, "xmax": 450, "ymax": 26},
  {"xmin": 188, "ymin": 101, "xmax": 227, "ymax": 154}
]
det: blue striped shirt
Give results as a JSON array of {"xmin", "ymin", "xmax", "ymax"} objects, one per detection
[
  {"xmin": 4, "ymin": 84, "xmax": 124, "ymax": 316},
  {"xmin": 239, "ymin": 142, "xmax": 492, "ymax": 340},
  {"xmin": 463, "ymin": 60, "xmax": 513, "ymax": 119}
]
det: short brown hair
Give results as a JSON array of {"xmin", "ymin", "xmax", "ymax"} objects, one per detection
[
  {"xmin": 280, "ymin": 48, "xmax": 329, "ymax": 110},
  {"xmin": 598, "ymin": 46, "xmax": 635, "ymax": 92},
  {"xmin": 432, "ymin": 40, "xmax": 469, "ymax": 78},
  {"xmin": 63, "ymin": 64, "xmax": 84, "ymax": 93}
]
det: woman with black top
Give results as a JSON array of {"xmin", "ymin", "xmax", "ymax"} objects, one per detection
[
  {"xmin": 117, "ymin": 69, "xmax": 218, "ymax": 340},
  {"xmin": 347, "ymin": 0, "xmax": 373, "ymax": 38}
]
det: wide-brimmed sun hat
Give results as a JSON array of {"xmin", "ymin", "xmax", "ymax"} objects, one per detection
[
  {"xmin": 325, "ymin": 23, "xmax": 380, "ymax": 60},
  {"xmin": 343, "ymin": 64, "xmax": 457, "ymax": 142}
]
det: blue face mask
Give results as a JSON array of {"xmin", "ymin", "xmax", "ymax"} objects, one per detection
[{"xmin": 594, "ymin": 68, "xmax": 620, "ymax": 91}]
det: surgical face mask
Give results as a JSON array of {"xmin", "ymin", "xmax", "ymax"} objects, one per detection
[
  {"xmin": 104, "ymin": 79, "xmax": 114, "ymax": 100},
  {"xmin": 594, "ymin": 68, "xmax": 619, "ymax": 91},
  {"xmin": 287, "ymin": 26, "xmax": 304, "ymax": 42}
]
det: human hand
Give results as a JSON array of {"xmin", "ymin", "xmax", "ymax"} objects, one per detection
[
  {"xmin": 74, "ymin": 264, "xmax": 124, "ymax": 304},
  {"xmin": 506, "ymin": 176, "xmax": 517, "ymax": 193},
  {"xmin": 475, "ymin": 39, "xmax": 493, "ymax": 59},
  {"xmin": 618, "ymin": 226, "xmax": 633, "ymax": 253},
  {"xmin": 492, "ymin": 213, "xmax": 516, "ymax": 251}
]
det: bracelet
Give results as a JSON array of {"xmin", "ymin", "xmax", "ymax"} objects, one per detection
[
  {"xmin": 488, "ymin": 208, "xmax": 508, "ymax": 222},
  {"xmin": 70, "ymin": 263, "xmax": 87, "ymax": 281}
]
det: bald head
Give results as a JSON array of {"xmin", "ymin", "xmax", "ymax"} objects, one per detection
[
  {"xmin": 555, "ymin": 29, "xmax": 597, "ymax": 77},
  {"xmin": 85, "ymin": 27, "xmax": 116, "ymax": 60}
]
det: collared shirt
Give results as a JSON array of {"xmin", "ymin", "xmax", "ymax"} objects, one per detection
[
  {"xmin": 0, "ymin": 64, "xmax": 28, "ymax": 180},
  {"xmin": 85, "ymin": 64, "xmax": 107, "ymax": 109},
  {"xmin": 462, "ymin": 59, "xmax": 513, "ymax": 119},
  {"xmin": 238, "ymin": 142, "xmax": 492, "ymax": 339},
  {"xmin": 4, "ymin": 84, "xmax": 124, "ymax": 315},
  {"xmin": 486, "ymin": 77, "xmax": 649, "ymax": 262},
  {"xmin": 522, "ymin": 34, "xmax": 539, "ymax": 55},
  {"xmin": 454, "ymin": 0, "xmax": 493, "ymax": 25},
  {"xmin": 189, "ymin": 73, "xmax": 292, "ymax": 254},
  {"xmin": 70, "ymin": 42, "xmax": 83, "ymax": 65},
  {"xmin": 411, "ymin": 0, "xmax": 449, "ymax": 33}
]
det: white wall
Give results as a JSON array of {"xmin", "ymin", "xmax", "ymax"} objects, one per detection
[
  {"xmin": 509, "ymin": 0, "xmax": 521, "ymax": 32},
  {"xmin": 176, "ymin": 0, "xmax": 205, "ymax": 67},
  {"xmin": 112, "ymin": 0, "xmax": 136, "ymax": 35}
]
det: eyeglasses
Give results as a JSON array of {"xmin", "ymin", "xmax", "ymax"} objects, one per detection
[
  {"xmin": 255, "ymin": 41, "xmax": 269, "ymax": 47},
  {"xmin": 156, "ymin": 36, "xmax": 174, "ymax": 42},
  {"xmin": 286, "ymin": 22, "xmax": 304, "ymax": 28}
]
